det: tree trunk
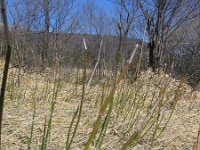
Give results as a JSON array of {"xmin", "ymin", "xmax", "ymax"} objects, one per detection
[
  {"xmin": 43, "ymin": 0, "xmax": 50, "ymax": 66},
  {"xmin": 148, "ymin": 40, "xmax": 155, "ymax": 71}
]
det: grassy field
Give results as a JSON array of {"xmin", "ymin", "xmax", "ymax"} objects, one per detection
[{"xmin": 0, "ymin": 59, "xmax": 200, "ymax": 150}]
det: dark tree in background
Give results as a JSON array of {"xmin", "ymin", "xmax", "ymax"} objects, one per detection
[{"xmin": 137, "ymin": 0, "xmax": 200, "ymax": 70}]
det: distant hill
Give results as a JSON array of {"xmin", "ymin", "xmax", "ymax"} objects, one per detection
[{"xmin": 1, "ymin": 31, "xmax": 148, "ymax": 70}]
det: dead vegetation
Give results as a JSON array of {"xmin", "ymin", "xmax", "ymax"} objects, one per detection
[{"xmin": 0, "ymin": 59, "xmax": 199, "ymax": 150}]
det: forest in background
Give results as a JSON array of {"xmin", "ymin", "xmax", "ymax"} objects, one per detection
[{"xmin": 0, "ymin": 0, "xmax": 199, "ymax": 88}]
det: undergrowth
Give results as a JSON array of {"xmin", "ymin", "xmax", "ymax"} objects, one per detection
[{"xmin": 0, "ymin": 52, "xmax": 198, "ymax": 150}]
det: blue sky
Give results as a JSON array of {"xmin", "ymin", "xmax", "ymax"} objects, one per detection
[
  {"xmin": 78, "ymin": 0, "xmax": 116, "ymax": 17},
  {"xmin": 6, "ymin": 0, "xmax": 116, "ymax": 21},
  {"xmin": 5, "ymin": 0, "xmax": 130, "ymax": 36},
  {"xmin": 93, "ymin": 0, "xmax": 115, "ymax": 13}
]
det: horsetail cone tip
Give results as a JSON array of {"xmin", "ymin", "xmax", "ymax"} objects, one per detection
[{"xmin": 118, "ymin": 22, "xmax": 123, "ymax": 30}]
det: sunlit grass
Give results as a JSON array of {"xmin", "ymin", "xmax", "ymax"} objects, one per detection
[{"xmin": 0, "ymin": 59, "xmax": 199, "ymax": 150}]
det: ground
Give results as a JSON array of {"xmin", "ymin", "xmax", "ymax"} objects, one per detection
[{"xmin": 0, "ymin": 60, "xmax": 200, "ymax": 150}]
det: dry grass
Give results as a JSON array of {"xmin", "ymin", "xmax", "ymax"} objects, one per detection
[{"xmin": 0, "ymin": 59, "xmax": 199, "ymax": 150}]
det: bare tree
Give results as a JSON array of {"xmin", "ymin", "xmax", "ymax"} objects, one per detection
[
  {"xmin": 166, "ymin": 15, "xmax": 200, "ymax": 88},
  {"xmin": 137, "ymin": 0, "xmax": 200, "ymax": 70},
  {"xmin": 9, "ymin": 0, "xmax": 78, "ymax": 68}
]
